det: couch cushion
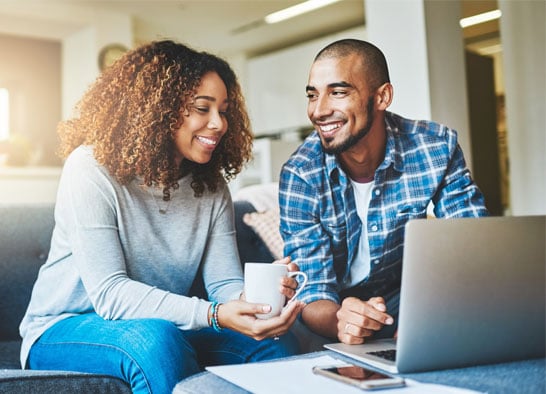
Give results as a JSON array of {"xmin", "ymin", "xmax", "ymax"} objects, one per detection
[
  {"xmin": 0, "ymin": 204, "xmax": 55, "ymax": 341},
  {"xmin": 233, "ymin": 183, "xmax": 279, "ymax": 212},
  {"xmin": 242, "ymin": 209, "xmax": 283, "ymax": 260}
]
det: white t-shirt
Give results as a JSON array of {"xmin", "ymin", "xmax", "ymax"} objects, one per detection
[{"xmin": 342, "ymin": 179, "xmax": 374, "ymax": 289}]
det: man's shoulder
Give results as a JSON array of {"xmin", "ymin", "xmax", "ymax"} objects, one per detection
[
  {"xmin": 388, "ymin": 112, "xmax": 457, "ymax": 141},
  {"xmin": 387, "ymin": 112, "xmax": 460, "ymax": 157},
  {"xmin": 385, "ymin": 113, "xmax": 462, "ymax": 172}
]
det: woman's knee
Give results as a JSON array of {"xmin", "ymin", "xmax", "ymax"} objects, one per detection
[
  {"xmin": 126, "ymin": 319, "xmax": 193, "ymax": 357},
  {"xmin": 115, "ymin": 319, "xmax": 201, "ymax": 393},
  {"xmin": 121, "ymin": 319, "xmax": 200, "ymax": 372}
]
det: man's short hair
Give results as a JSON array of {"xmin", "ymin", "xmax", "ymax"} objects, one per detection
[{"xmin": 314, "ymin": 39, "xmax": 390, "ymax": 90}]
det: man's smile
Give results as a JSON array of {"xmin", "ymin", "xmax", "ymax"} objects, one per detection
[{"xmin": 317, "ymin": 121, "xmax": 344, "ymax": 139}]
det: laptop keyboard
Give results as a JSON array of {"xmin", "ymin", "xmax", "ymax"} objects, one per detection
[{"xmin": 368, "ymin": 349, "xmax": 397, "ymax": 362}]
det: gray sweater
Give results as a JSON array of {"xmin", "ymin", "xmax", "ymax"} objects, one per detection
[{"xmin": 20, "ymin": 146, "xmax": 243, "ymax": 367}]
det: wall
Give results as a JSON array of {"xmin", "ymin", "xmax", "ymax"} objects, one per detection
[
  {"xmin": 365, "ymin": 1, "xmax": 432, "ymax": 120},
  {"xmin": 499, "ymin": 0, "xmax": 545, "ymax": 215},
  {"xmin": 62, "ymin": 27, "xmax": 97, "ymax": 120},
  {"xmin": 62, "ymin": 10, "xmax": 132, "ymax": 119},
  {"xmin": 0, "ymin": 34, "xmax": 62, "ymax": 165}
]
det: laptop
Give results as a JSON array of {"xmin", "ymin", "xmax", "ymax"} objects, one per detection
[{"xmin": 325, "ymin": 215, "xmax": 545, "ymax": 373}]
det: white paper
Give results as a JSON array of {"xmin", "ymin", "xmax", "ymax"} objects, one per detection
[{"xmin": 206, "ymin": 355, "xmax": 483, "ymax": 394}]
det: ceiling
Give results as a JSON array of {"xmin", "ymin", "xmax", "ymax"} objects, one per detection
[
  {"xmin": 0, "ymin": 0, "xmax": 365, "ymax": 57},
  {"xmin": 0, "ymin": 0, "xmax": 498, "ymax": 58}
]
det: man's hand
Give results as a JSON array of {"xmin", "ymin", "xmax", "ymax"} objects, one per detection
[
  {"xmin": 239, "ymin": 257, "xmax": 300, "ymax": 302},
  {"xmin": 336, "ymin": 296, "xmax": 394, "ymax": 344},
  {"xmin": 275, "ymin": 257, "xmax": 300, "ymax": 301}
]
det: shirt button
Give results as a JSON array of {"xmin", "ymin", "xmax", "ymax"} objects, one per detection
[
  {"xmin": 374, "ymin": 189, "xmax": 381, "ymax": 196},
  {"xmin": 374, "ymin": 260, "xmax": 380, "ymax": 265},
  {"xmin": 371, "ymin": 224, "xmax": 378, "ymax": 232}
]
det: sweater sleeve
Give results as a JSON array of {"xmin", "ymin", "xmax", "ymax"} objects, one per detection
[
  {"xmin": 200, "ymin": 186, "xmax": 244, "ymax": 303},
  {"xmin": 57, "ymin": 148, "xmax": 211, "ymax": 329}
]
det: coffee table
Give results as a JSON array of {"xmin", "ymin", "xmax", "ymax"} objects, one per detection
[{"xmin": 173, "ymin": 350, "xmax": 545, "ymax": 393}]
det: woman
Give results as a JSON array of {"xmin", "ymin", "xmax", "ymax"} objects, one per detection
[{"xmin": 19, "ymin": 40, "xmax": 304, "ymax": 393}]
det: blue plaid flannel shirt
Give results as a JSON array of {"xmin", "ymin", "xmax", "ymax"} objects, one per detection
[{"xmin": 279, "ymin": 112, "xmax": 488, "ymax": 305}]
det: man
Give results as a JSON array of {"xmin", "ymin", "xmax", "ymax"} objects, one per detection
[{"xmin": 279, "ymin": 39, "xmax": 488, "ymax": 346}]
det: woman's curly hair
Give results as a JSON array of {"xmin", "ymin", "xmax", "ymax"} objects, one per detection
[{"xmin": 57, "ymin": 40, "xmax": 253, "ymax": 198}]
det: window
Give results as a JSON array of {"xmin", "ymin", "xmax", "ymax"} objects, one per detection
[{"xmin": 0, "ymin": 88, "xmax": 9, "ymax": 140}]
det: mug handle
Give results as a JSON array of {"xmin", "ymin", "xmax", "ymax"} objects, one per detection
[{"xmin": 287, "ymin": 271, "xmax": 308, "ymax": 301}]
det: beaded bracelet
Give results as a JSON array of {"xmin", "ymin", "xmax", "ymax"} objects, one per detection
[{"xmin": 210, "ymin": 301, "xmax": 223, "ymax": 332}]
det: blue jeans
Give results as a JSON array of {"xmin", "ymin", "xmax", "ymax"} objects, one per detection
[{"xmin": 28, "ymin": 313, "xmax": 299, "ymax": 394}]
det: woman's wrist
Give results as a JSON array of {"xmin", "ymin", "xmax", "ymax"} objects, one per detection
[{"xmin": 209, "ymin": 301, "xmax": 223, "ymax": 332}]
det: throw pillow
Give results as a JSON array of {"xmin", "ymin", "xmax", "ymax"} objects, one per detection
[{"xmin": 243, "ymin": 210, "xmax": 284, "ymax": 260}]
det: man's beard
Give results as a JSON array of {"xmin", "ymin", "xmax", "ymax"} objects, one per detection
[{"xmin": 322, "ymin": 96, "xmax": 375, "ymax": 155}]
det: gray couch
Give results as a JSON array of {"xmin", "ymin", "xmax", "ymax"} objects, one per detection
[{"xmin": 0, "ymin": 200, "xmax": 281, "ymax": 393}]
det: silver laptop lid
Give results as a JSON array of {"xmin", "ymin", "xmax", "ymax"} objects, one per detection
[{"xmin": 397, "ymin": 215, "xmax": 545, "ymax": 373}]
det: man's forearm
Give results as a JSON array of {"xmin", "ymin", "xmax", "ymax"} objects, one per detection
[{"xmin": 301, "ymin": 299, "xmax": 340, "ymax": 339}]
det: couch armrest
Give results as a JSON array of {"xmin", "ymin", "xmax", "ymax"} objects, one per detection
[{"xmin": 0, "ymin": 369, "xmax": 131, "ymax": 394}]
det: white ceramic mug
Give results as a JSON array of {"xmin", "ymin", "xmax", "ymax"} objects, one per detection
[{"xmin": 244, "ymin": 262, "xmax": 308, "ymax": 319}]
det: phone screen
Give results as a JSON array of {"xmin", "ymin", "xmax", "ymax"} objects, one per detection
[
  {"xmin": 313, "ymin": 364, "xmax": 405, "ymax": 390},
  {"xmin": 321, "ymin": 365, "xmax": 391, "ymax": 381}
]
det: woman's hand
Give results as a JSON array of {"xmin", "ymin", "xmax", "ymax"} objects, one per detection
[{"xmin": 217, "ymin": 298, "xmax": 305, "ymax": 341}]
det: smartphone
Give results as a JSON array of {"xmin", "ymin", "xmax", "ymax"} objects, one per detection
[{"xmin": 312, "ymin": 364, "xmax": 405, "ymax": 390}]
